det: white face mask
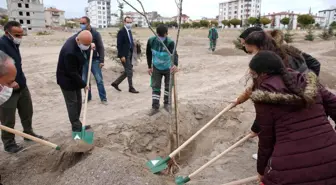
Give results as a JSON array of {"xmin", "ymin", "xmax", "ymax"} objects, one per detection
[
  {"xmin": 125, "ymin": 23, "xmax": 132, "ymax": 29},
  {"xmin": 78, "ymin": 43, "xmax": 90, "ymax": 51},
  {"xmin": 8, "ymin": 33, "xmax": 22, "ymax": 45},
  {"xmin": 0, "ymin": 85, "xmax": 13, "ymax": 105}
]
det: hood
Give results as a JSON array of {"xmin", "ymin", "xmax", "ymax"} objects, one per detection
[{"xmin": 250, "ymin": 71, "xmax": 318, "ymax": 105}]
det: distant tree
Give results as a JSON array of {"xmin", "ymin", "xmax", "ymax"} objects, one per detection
[
  {"xmin": 247, "ymin": 17, "xmax": 257, "ymax": 25},
  {"xmin": 229, "ymin": 18, "xmax": 241, "ymax": 28},
  {"xmin": 319, "ymin": 28, "xmax": 332, "ymax": 40},
  {"xmin": 260, "ymin": 17, "xmax": 272, "ymax": 27},
  {"xmin": 200, "ymin": 20, "xmax": 210, "ymax": 27},
  {"xmin": 0, "ymin": 15, "xmax": 8, "ymax": 26},
  {"xmin": 315, "ymin": 23, "xmax": 320, "ymax": 29},
  {"xmin": 297, "ymin": 14, "xmax": 315, "ymax": 28},
  {"xmin": 192, "ymin": 22, "xmax": 201, "ymax": 28},
  {"xmin": 181, "ymin": 22, "xmax": 191, "ymax": 28},
  {"xmin": 221, "ymin": 20, "xmax": 230, "ymax": 27},
  {"xmin": 330, "ymin": 21, "xmax": 336, "ymax": 29},
  {"xmin": 152, "ymin": 21, "xmax": 164, "ymax": 27},
  {"xmin": 280, "ymin": 17, "xmax": 290, "ymax": 27},
  {"xmin": 305, "ymin": 26, "xmax": 315, "ymax": 41},
  {"xmin": 210, "ymin": 20, "xmax": 219, "ymax": 27},
  {"xmin": 284, "ymin": 29, "xmax": 294, "ymax": 43}
]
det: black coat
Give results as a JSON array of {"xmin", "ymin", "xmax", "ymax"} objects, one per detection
[
  {"xmin": 77, "ymin": 28, "xmax": 105, "ymax": 63},
  {"xmin": 0, "ymin": 35, "xmax": 27, "ymax": 89},
  {"xmin": 117, "ymin": 27, "xmax": 133, "ymax": 58},
  {"xmin": 56, "ymin": 35, "xmax": 87, "ymax": 91}
]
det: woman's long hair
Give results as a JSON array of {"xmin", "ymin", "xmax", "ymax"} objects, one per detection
[{"xmin": 245, "ymin": 31, "xmax": 289, "ymax": 67}]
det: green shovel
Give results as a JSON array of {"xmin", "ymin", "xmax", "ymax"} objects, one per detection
[
  {"xmin": 175, "ymin": 133, "xmax": 252, "ymax": 185},
  {"xmin": 72, "ymin": 49, "xmax": 94, "ymax": 144},
  {"xmin": 146, "ymin": 103, "xmax": 236, "ymax": 174}
]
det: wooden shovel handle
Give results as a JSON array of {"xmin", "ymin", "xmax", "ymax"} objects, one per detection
[
  {"xmin": 0, "ymin": 125, "xmax": 59, "ymax": 149},
  {"xmin": 169, "ymin": 103, "xmax": 235, "ymax": 157},
  {"xmin": 189, "ymin": 133, "xmax": 252, "ymax": 179},
  {"xmin": 82, "ymin": 49, "xmax": 94, "ymax": 127},
  {"xmin": 221, "ymin": 175, "xmax": 258, "ymax": 185}
]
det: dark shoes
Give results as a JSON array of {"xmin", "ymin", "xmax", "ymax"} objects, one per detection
[
  {"xmin": 111, "ymin": 83, "xmax": 122, "ymax": 91},
  {"xmin": 148, "ymin": 108, "xmax": 160, "ymax": 116},
  {"xmin": 164, "ymin": 104, "xmax": 170, "ymax": 112},
  {"xmin": 5, "ymin": 144, "xmax": 24, "ymax": 153},
  {"xmin": 72, "ymin": 125, "xmax": 92, "ymax": 132},
  {"xmin": 129, "ymin": 88, "xmax": 139, "ymax": 94},
  {"xmin": 23, "ymin": 132, "xmax": 45, "ymax": 141}
]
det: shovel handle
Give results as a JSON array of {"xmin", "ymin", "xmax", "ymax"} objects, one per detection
[
  {"xmin": 83, "ymin": 49, "xmax": 94, "ymax": 127},
  {"xmin": 0, "ymin": 125, "xmax": 60, "ymax": 150},
  {"xmin": 169, "ymin": 103, "xmax": 235, "ymax": 158},
  {"xmin": 189, "ymin": 133, "xmax": 252, "ymax": 179},
  {"xmin": 221, "ymin": 175, "xmax": 258, "ymax": 185}
]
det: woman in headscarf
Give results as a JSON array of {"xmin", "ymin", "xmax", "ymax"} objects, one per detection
[{"xmin": 248, "ymin": 50, "xmax": 336, "ymax": 184}]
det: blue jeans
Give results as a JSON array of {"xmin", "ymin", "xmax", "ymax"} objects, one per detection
[{"xmin": 82, "ymin": 60, "xmax": 107, "ymax": 101}]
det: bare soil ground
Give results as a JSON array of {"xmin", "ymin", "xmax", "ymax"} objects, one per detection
[{"xmin": 0, "ymin": 28, "xmax": 336, "ymax": 185}]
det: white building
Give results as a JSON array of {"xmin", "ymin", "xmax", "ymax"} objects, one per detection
[
  {"xmin": 44, "ymin": 7, "xmax": 65, "ymax": 27},
  {"xmin": 218, "ymin": 0, "xmax": 261, "ymax": 26},
  {"xmin": 318, "ymin": 8, "xmax": 336, "ymax": 28},
  {"xmin": 87, "ymin": 0, "xmax": 111, "ymax": 28},
  {"xmin": 264, "ymin": 11, "xmax": 325, "ymax": 30}
]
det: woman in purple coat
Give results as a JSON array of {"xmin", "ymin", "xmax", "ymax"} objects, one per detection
[{"xmin": 248, "ymin": 50, "xmax": 336, "ymax": 184}]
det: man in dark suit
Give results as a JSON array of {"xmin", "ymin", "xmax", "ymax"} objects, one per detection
[
  {"xmin": 111, "ymin": 16, "xmax": 139, "ymax": 93},
  {"xmin": 57, "ymin": 30, "xmax": 94, "ymax": 132}
]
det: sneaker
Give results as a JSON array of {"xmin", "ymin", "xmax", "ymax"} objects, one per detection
[
  {"xmin": 148, "ymin": 108, "xmax": 159, "ymax": 116},
  {"xmin": 164, "ymin": 104, "xmax": 170, "ymax": 112},
  {"xmin": 101, "ymin": 100, "xmax": 108, "ymax": 105},
  {"xmin": 252, "ymin": 153, "xmax": 258, "ymax": 160},
  {"xmin": 5, "ymin": 144, "xmax": 24, "ymax": 153},
  {"xmin": 24, "ymin": 132, "xmax": 45, "ymax": 141}
]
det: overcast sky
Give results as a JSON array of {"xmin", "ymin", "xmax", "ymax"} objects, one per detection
[{"xmin": 1, "ymin": 0, "xmax": 335, "ymax": 19}]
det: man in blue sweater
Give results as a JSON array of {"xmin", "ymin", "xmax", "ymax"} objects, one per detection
[{"xmin": 0, "ymin": 21, "xmax": 44, "ymax": 153}]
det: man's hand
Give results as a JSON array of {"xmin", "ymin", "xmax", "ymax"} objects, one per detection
[
  {"xmin": 170, "ymin": 65, "xmax": 178, "ymax": 73},
  {"xmin": 84, "ymin": 86, "xmax": 90, "ymax": 93},
  {"xmin": 121, "ymin": 57, "xmax": 126, "ymax": 63},
  {"xmin": 148, "ymin": 68, "xmax": 153, "ymax": 76},
  {"xmin": 258, "ymin": 174, "xmax": 264, "ymax": 183},
  {"xmin": 250, "ymin": 131, "xmax": 258, "ymax": 138},
  {"xmin": 9, "ymin": 81, "xmax": 19, "ymax": 89},
  {"xmin": 91, "ymin": 43, "xmax": 96, "ymax": 50},
  {"xmin": 99, "ymin": 63, "xmax": 104, "ymax": 68}
]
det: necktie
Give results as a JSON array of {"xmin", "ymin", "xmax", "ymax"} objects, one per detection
[{"xmin": 128, "ymin": 30, "xmax": 133, "ymax": 49}]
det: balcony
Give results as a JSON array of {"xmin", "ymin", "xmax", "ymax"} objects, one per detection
[{"xmin": 52, "ymin": 12, "xmax": 60, "ymax": 16}]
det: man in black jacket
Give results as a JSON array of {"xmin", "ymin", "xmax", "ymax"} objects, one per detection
[
  {"xmin": 0, "ymin": 21, "xmax": 44, "ymax": 153},
  {"xmin": 111, "ymin": 16, "xmax": 139, "ymax": 93},
  {"xmin": 57, "ymin": 30, "xmax": 94, "ymax": 132},
  {"xmin": 79, "ymin": 16, "xmax": 108, "ymax": 104}
]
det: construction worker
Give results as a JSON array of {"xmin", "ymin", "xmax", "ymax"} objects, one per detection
[
  {"xmin": 0, "ymin": 51, "xmax": 17, "ymax": 105},
  {"xmin": 208, "ymin": 24, "xmax": 218, "ymax": 52},
  {"xmin": 146, "ymin": 24, "xmax": 178, "ymax": 116},
  {"xmin": 0, "ymin": 21, "xmax": 44, "ymax": 153}
]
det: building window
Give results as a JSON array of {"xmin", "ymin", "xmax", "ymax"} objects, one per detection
[
  {"xmin": 241, "ymin": 10, "xmax": 243, "ymax": 13},
  {"xmin": 103, "ymin": 21, "xmax": 106, "ymax": 23},
  {"xmin": 25, "ymin": 4, "xmax": 29, "ymax": 8},
  {"xmin": 19, "ymin": 20, "xmax": 24, "ymax": 24},
  {"xmin": 19, "ymin": 11, "xmax": 23, "ymax": 16},
  {"xmin": 98, "ymin": 20, "xmax": 102, "ymax": 23},
  {"xmin": 241, "ymin": 5, "xmax": 243, "ymax": 8},
  {"xmin": 98, "ymin": 16, "xmax": 102, "ymax": 19},
  {"xmin": 98, "ymin": 1, "xmax": 101, "ymax": 4},
  {"xmin": 234, "ymin": 11, "xmax": 237, "ymax": 14},
  {"xmin": 26, "ymin": 12, "xmax": 30, "ymax": 16},
  {"xmin": 98, "ymin": 11, "xmax": 101, "ymax": 14},
  {"xmin": 98, "ymin": 6, "xmax": 101, "ymax": 9},
  {"xmin": 28, "ymin": 28, "xmax": 32, "ymax": 30},
  {"xmin": 103, "ymin": 7, "xmax": 105, "ymax": 10},
  {"xmin": 18, "ymin": 3, "xmax": 22, "ymax": 7},
  {"xmin": 27, "ymin": 20, "xmax": 31, "ymax": 24}
]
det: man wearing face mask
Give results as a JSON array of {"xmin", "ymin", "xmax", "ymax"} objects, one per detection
[
  {"xmin": 111, "ymin": 16, "xmax": 139, "ymax": 93},
  {"xmin": 57, "ymin": 30, "xmax": 95, "ymax": 132},
  {"xmin": 208, "ymin": 24, "xmax": 218, "ymax": 52},
  {"xmin": 79, "ymin": 16, "xmax": 107, "ymax": 105},
  {"xmin": 0, "ymin": 51, "xmax": 17, "ymax": 105},
  {"xmin": 146, "ymin": 24, "xmax": 178, "ymax": 116},
  {"xmin": 0, "ymin": 21, "xmax": 44, "ymax": 153}
]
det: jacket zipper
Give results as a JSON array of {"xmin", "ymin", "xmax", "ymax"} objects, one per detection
[{"xmin": 267, "ymin": 158, "xmax": 273, "ymax": 174}]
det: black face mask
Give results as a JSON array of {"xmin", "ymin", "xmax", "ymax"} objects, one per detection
[{"xmin": 242, "ymin": 46, "xmax": 253, "ymax": 54}]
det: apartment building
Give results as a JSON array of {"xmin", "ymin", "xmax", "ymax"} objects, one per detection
[
  {"xmin": 218, "ymin": 0, "xmax": 261, "ymax": 26},
  {"xmin": 7, "ymin": 0, "xmax": 45, "ymax": 30},
  {"xmin": 318, "ymin": 8, "xmax": 336, "ymax": 28},
  {"xmin": 124, "ymin": 12, "xmax": 148, "ymax": 27},
  {"xmin": 44, "ymin": 7, "xmax": 65, "ymax": 27},
  {"xmin": 87, "ymin": 0, "xmax": 111, "ymax": 28}
]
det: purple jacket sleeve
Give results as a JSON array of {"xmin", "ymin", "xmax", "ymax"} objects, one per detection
[
  {"xmin": 320, "ymin": 86, "xmax": 336, "ymax": 127},
  {"xmin": 255, "ymin": 103, "xmax": 275, "ymax": 175}
]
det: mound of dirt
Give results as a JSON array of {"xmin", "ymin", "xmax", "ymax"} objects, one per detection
[{"xmin": 213, "ymin": 48, "xmax": 246, "ymax": 57}]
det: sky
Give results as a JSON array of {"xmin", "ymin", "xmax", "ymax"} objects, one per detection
[{"xmin": 0, "ymin": 0, "xmax": 335, "ymax": 19}]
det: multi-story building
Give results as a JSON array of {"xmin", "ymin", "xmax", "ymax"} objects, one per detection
[
  {"xmin": 318, "ymin": 8, "xmax": 336, "ymax": 28},
  {"xmin": 172, "ymin": 14, "xmax": 191, "ymax": 23},
  {"xmin": 87, "ymin": 0, "xmax": 111, "ymax": 28},
  {"xmin": 218, "ymin": 0, "xmax": 261, "ymax": 26},
  {"xmin": 44, "ymin": 7, "xmax": 65, "ymax": 27},
  {"xmin": 7, "ymin": 0, "xmax": 45, "ymax": 30},
  {"xmin": 124, "ymin": 11, "xmax": 148, "ymax": 27}
]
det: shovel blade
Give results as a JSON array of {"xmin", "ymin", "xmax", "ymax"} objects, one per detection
[
  {"xmin": 175, "ymin": 176, "xmax": 190, "ymax": 185},
  {"xmin": 72, "ymin": 130, "xmax": 94, "ymax": 145},
  {"xmin": 146, "ymin": 156, "xmax": 169, "ymax": 174}
]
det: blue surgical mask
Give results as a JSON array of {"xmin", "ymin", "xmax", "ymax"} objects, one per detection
[
  {"xmin": 159, "ymin": 36, "xmax": 166, "ymax": 41},
  {"xmin": 80, "ymin": 24, "xmax": 87, "ymax": 30},
  {"xmin": 125, "ymin": 23, "xmax": 132, "ymax": 29}
]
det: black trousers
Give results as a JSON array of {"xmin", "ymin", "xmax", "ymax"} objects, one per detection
[
  {"xmin": 113, "ymin": 51, "xmax": 134, "ymax": 89},
  {"xmin": 61, "ymin": 88, "xmax": 82, "ymax": 132},
  {"xmin": 151, "ymin": 67, "xmax": 170, "ymax": 109}
]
